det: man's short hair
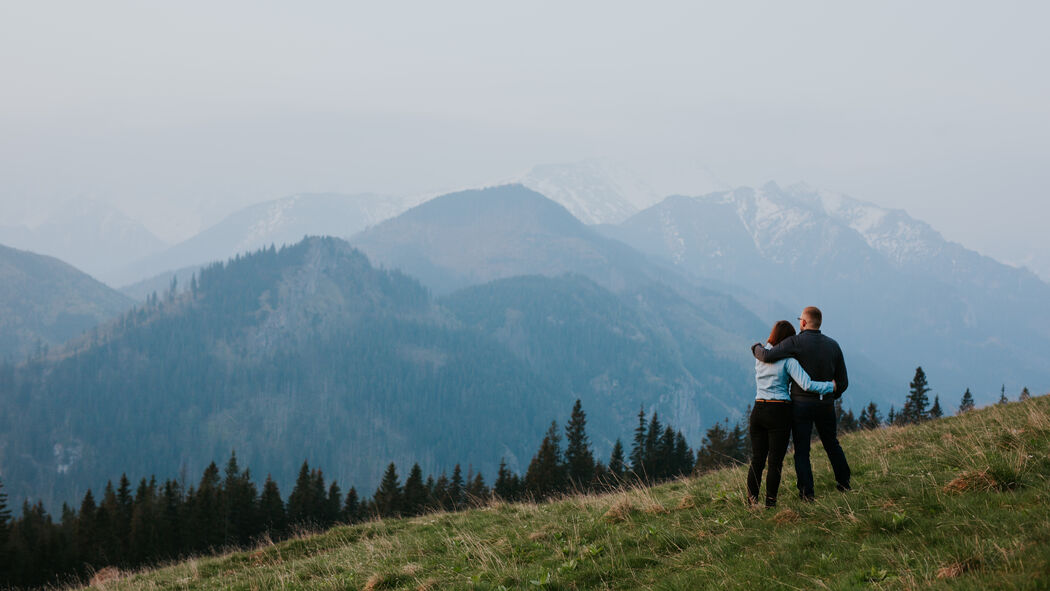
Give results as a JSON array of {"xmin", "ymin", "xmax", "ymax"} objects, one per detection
[{"xmin": 802, "ymin": 306, "xmax": 822, "ymax": 329}]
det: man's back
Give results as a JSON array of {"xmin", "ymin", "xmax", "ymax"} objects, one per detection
[{"xmin": 752, "ymin": 329, "xmax": 847, "ymax": 401}]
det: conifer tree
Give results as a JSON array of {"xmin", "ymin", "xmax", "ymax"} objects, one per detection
[
  {"xmin": 0, "ymin": 478, "xmax": 11, "ymax": 570},
  {"xmin": 694, "ymin": 420, "xmax": 741, "ymax": 472},
  {"xmin": 466, "ymin": 472, "xmax": 488, "ymax": 505},
  {"xmin": 608, "ymin": 439, "xmax": 626, "ymax": 482},
  {"xmin": 629, "ymin": 407, "xmax": 647, "ymax": 478},
  {"xmin": 449, "ymin": 464, "xmax": 465, "ymax": 510},
  {"xmin": 222, "ymin": 452, "xmax": 259, "ymax": 546},
  {"xmin": 432, "ymin": 474, "xmax": 450, "ymax": 511},
  {"xmin": 494, "ymin": 459, "xmax": 517, "ymax": 501},
  {"xmin": 887, "ymin": 405, "xmax": 897, "ymax": 425},
  {"xmin": 373, "ymin": 463, "xmax": 403, "ymax": 518},
  {"xmin": 672, "ymin": 431, "xmax": 694, "ymax": 477},
  {"xmin": 286, "ymin": 461, "xmax": 317, "ymax": 529},
  {"xmin": 643, "ymin": 412, "xmax": 663, "ymax": 479},
  {"xmin": 999, "ymin": 384, "xmax": 1009, "ymax": 404},
  {"xmin": 564, "ymin": 399, "xmax": 596, "ymax": 490},
  {"xmin": 859, "ymin": 401, "xmax": 882, "ymax": 429},
  {"xmin": 259, "ymin": 476, "xmax": 286, "ymax": 536},
  {"xmin": 929, "ymin": 395, "xmax": 943, "ymax": 419},
  {"xmin": 74, "ymin": 489, "xmax": 98, "ymax": 566},
  {"xmin": 341, "ymin": 487, "xmax": 360, "ymax": 524},
  {"xmin": 193, "ymin": 462, "xmax": 223, "ymax": 551},
  {"xmin": 325, "ymin": 482, "xmax": 342, "ymax": 528},
  {"xmin": 524, "ymin": 421, "xmax": 567, "ymax": 499},
  {"xmin": 961, "ymin": 386, "xmax": 974, "ymax": 413},
  {"xmin": 901, "ymin": 367, "xmax": 931, "ymax": 424},
  {"xmin": 1019, "ymin": 387, "xmax": 1031, "ymax": 401},
  {"xmin": 402, "ymin": 464, "xmax": 427, "ymax": 516}
]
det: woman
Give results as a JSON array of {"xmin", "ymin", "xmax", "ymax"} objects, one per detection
[{"xmin": 747, "ymin": 320, "xmax": 835, "ymax": 507}]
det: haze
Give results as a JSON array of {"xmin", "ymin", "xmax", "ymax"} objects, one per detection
[{"xmin": 1, "ymin": 1, "xmax": 1047, "ymax": 278}]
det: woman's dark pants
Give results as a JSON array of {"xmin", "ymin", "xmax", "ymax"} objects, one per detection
[{"xmin": 747, "ymin": 401, "xmax": 793, "ymax": 507}]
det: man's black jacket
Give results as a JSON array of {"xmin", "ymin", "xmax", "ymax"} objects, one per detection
[{"xmin": 751, "ymin": 329, "xmax": 848, "ymax": 402}]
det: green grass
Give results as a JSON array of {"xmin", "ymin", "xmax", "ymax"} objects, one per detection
[{"xmin": 88, "ymin": 397, "xmax": 1050, "ymax": 590}]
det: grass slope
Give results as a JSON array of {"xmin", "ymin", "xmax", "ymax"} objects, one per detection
[{"xmin": 89, "ymin": 397, "xmax": 1050, "ymax": 590}]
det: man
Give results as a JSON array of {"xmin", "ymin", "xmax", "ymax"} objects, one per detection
[{"xmin": 751, "ymin": 306, "xmax": 850, "ymax": 500}]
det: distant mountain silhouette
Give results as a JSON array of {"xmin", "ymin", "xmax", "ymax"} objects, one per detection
[{"xmin": 0, "ymin": 243, "xmax": 133, "ymax": 360}]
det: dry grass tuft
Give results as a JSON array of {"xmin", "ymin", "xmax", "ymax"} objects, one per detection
[
  {"xmin": 401, "ymin": 562, "xmax": 422, "ymax": 576},
  {"xmin": 772, "ymin": 508, "xmax": 800, "ymax": 525},
  {"xmin": 943, "ymin": 469, "xmax": 998, "ymax": 493},
  {"xmin": 528, "ymin": 530, "xmax": 549, "ymax": 541},
  {"xmin": 89, "ymin": 566, "xmax": 122, "ymax": 586},
  {"xmin": 936, "ymin": 563, "xmax": 964, "ymax": 579},
  {"xmin": 363, "ymin": 573, "xmax": 384, "ymax": 591},
  {"xmin": 676, "ymin": 495, "xmax": 696, "ymax": 510},
  {"xmin": 603, "ymin": 498, "xmax": 636, "ymax": 522},
  {"xmin": 644, "ymin": 503, "xmax": 670, "ymax": 515},
  {"xmin": 416, "ymin": 578, "xmax": 439, "ymax": 591}
]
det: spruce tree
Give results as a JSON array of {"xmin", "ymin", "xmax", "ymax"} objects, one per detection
[
  {"xmin": 74, "ymin": 489, "xmax": 99, "ymax": 566},
  {"xmin": 608, "ymin": 439, "xmax": 626, "ymax": 482},
  {"xmin": 494, "ymin": 459, "xmax": 516, "ymax": 501},
  {"xmin": 341, "ymin": 488, "xmax": 360, "ymax": 524},
  {"xmin": 643, "ymin": 412, "xmax": 663, "ymax": 479},
  {"xmin": 859, "ymin": 401, "xmax": 882, "ymax": 429},
  {"xmin": 999, "ymin": 384, "xmax": 1009, "ymax": 404},
  {"xmin": 524, "ymin": 421, "xmax": 567, "ymax": 500},
  {"xmin": 466, "ymin": 472, "xmax": 487, "ymax": 505},
  {"xmin": 887, "ymin": 405, "xmax": 897, "ymax": 425},
  {"xmin": 0, "ymin": 478, "xmax": 11, "ymax": 570},
  {"xmin": 373, "ymin": 463, "xmax": 402, "ymax": 518},
  {"xmin": 564, "ymin": 399, "xmax": 596, "ymax": 490},
  {"xmin": 1020, "ymin": 387, "xmax": 1032, "ymax": 401},
  {"xmin": 325, "ymin": 482, "xmax": 342, "ymax": 527},
  {"xmin": 672, "ymin": 431, "xmax": 694, "ymax": 478},
  {"xmin": 286, "ymin": 461, "xmax": 316, "ymax": 529},
  {"xmin": 449, "ymin": 464, "xmax": 465, "ymax": 509},
  {"xmin": 259, "ymin": 476, "xmax": 286, "ymax": 537},
  {"xmin": 901, "ymin": 366, "xmax": 931, "ymax": 424},
  {"xmin": 629, "ymin": 407, "xmax": 647, "ymax": 478},
  {"xmin": 929, "ymin": 395, "xmax": 943, "ymax": 419},
  {"xmin": 402, "ymin": 464, "xmax": 427, "ymax": 517},
  {"xmin": 694, "ymin": 420, "xmax": 737, "ymax": 472}
]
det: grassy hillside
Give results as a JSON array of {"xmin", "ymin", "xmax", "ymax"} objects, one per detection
[{"xmin": 88, "ymin": 397, "xmax": 1050, "ymax": 590}]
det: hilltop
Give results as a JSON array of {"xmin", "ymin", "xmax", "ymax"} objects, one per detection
[{"xmin": 88, "ymin": 396, "xmax": 1050, "ymax": 590}]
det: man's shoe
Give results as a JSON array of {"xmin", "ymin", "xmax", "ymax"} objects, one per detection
[
  {"xmin": 799, "ymin": 494, "xmax": 815, "ymax": 503},
  {"xmin": 836, "ymin": 483, "xmax": 852, "ymax": 492}
]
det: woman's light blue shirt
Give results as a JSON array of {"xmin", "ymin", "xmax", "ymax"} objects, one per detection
[{"xmin": 754, "ymin": 343, "xmax": 835, "ymax": 401}]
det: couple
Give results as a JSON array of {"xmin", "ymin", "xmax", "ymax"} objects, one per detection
[{"xmin": 746, "ymin": 306, "xmax": 851, "ymax": 507}]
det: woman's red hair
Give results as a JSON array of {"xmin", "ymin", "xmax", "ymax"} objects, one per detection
[{"xmin": 767, "ymin": 320, "xmax": 796, "ymax": 346}]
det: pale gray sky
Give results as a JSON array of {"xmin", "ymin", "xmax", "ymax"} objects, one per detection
[{"xmin": 1, "ymin": 1, "xmax": 1047, "ymax": 275}]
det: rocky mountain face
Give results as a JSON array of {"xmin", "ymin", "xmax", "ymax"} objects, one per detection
[{"xmin": 0, "ymin": 244, "xmax": 134, "ymax": 361}]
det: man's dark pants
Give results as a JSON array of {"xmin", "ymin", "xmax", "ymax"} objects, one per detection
[
  {"xmin": 792, "ymin": 399, "xmax": 851, "ymax": 499},
  {"xmin": 746, "ymin": 402, "xmax": 793, "ymax": 507}
]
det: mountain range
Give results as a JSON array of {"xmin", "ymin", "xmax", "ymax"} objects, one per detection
[{"xmin": 0, "ymin": 233, "xmax": 771, "ymax": 509}]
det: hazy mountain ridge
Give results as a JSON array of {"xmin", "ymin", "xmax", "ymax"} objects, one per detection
[
  {"xmin": 0, "ymin": 200, "xmax": 166, "ymax": 285},
  {"xmin": 0, "ymin": 244, "xmax": 134, "ymax": 361},
  {"xmin": 113, "ymin": 193, "xmax": 420, "ymax": 289},
  {"xmin": 603, "ymin": 182, "xmax": 1050, "ymax": 401}
]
